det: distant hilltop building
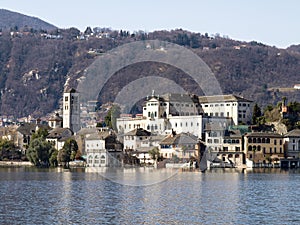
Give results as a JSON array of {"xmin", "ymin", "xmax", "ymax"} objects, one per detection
[
  {"xmin": 63, "ymin": 88, "xmax": 80, "ymax": 133},
  {"xmin": 294, "ymin": 84, "xmax": 300, "ymax": 89}
]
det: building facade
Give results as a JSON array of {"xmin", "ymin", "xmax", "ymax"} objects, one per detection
[
  {"xmin": 199, "ymin": 95, "xmax": 252, "ymax": 125},
  {"xmin": 117, "ymin": 92, "xmax": 233, "ymax": 138},
  {"xmin": 244, "ymin": 132, "xmax": 284, "ymax": 165},
  {"xmin": 284, "ymin": 129, "xmax": 300, "ymax": 158}
]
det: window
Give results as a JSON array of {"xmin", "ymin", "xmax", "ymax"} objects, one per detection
[
  {"xmin": 65, "ymin": 96, "xmax": 68, "ymax": 101},
  {"xmin": 94, "ymin": 155, "xmax": 99, "ymax": 164},
  {"xmin": 274, "ymin": 140, "xmax": 277, "ymax": 145}
]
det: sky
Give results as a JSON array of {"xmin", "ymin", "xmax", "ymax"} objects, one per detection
[{"xmin": 1, "ymin": 0, "xmax": 299, "ymax": 48}]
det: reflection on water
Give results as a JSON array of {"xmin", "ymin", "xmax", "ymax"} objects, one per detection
[{"xmin": 0, "ymin": 167, "xmax": 300, "ymax": 224}]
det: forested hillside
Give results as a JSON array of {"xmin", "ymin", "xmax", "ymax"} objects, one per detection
[
  {"xmin": 0, "ymin": 23, "xmax": 299, "ymax": 117},
  {"xmin": 0, "ymin": 9, "xmax": 56, "ymax": 31}
]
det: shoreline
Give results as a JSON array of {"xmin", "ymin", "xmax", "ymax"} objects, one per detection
[{"xmin": 0, "ymin": 161, "xmax": 33, "ymax": 167}]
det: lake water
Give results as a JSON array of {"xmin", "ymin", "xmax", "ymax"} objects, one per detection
[{"xmin": 0, "ymin": 167, "xmax": 300, "ymax": 225}]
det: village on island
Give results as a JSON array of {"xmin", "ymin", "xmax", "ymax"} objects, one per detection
[{"xmin": 0, "ymin": 87, "xmax": 300, "ymax": 170}]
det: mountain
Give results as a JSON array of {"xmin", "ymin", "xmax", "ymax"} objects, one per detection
[
  {"xmin": 0, "ymin": 16, "xmax": 299, "ymax": 118},
  {"xmin": 0, "ymin": 9, "xmax": 56, "ymax": 31}
]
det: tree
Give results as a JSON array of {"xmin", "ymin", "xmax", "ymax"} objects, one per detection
[
  {"xmin": 105, "ymin": 105, "xmax": 121, "ymax": 130},
  {"xmin": 31, "ymin": 128, "xmax": 49, "ymax": 140},
  {"xmin": 148, "ymin": 147, "xmax": 160, "ymax": 161},
  {"xmin": 49, "ymin": 149, "xmax": 58, "ymax": 167},
  {"xmin": 26, "ymin": 137, "xmax": 56, "ymax": 167},
  {"xmin": 58, "ymin": 139, "xmax": 78, "ymax": 168},
  {"xmin": 252, "ymin": 103, "xmax": 262, "ymax": 125},
  {"xmin": 84, "ymin": 26, "xmax": 93, "ymax": 35},
  {"xmin": 0, "ymin": 139, "xmax": 18, "ymax": 160}
]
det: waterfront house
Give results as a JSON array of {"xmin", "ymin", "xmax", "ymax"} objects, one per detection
[
  {"xmin": 86, "ymin": 130, "xmax": 123, "ymax": 167},
  {"xmin": 244, "ymin": 132, "xmax": 284, "ymax": 166},
  {"xmin": 284, "ymin": 129, "xmax": 300, "ymax": 158},
  {"xmin": 123, "ymin": 128, "xmax": 164, "ymax": 165},
  {"xmin": 46, "ymin": 127, "xmax": 73, "ymax": 151},
  {"xmin": 17, "ymin": 123, "xmax": 50, "ymax": 151},
  {"xmin": 159, "ymin": 132, "xmax": 200, "ymax": 161},
  {"xmin": 204, "ymin": 122, "xmax": 244, "ymax": 166}
]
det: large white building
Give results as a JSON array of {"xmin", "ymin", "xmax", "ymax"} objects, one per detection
[
  {"xmin": 199, "ymin": 95, "xmax": 252, "ymax": 125},
  {"xmin": 117, "ymin": 92, "xmax": 235, "ymax": 138},
  {"xmin": 63, "ymin": 88, "xmax": 80, "ymax": 133}
]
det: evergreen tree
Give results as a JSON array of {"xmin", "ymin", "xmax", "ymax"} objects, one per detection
[{"xmin": 252, "ymin": 103, "xmax": 262, "ymax": 125}]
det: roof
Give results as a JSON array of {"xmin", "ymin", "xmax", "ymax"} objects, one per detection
[
  {"xmin": 48, "ymin": 113, "xmax": 62, "ymax": 122},
  {"xmin": 285, "ymin": 129, "xmax": 300, "ymax": 137},
  {"xmin": 125, "ymin": 128, "xmax": 151, "ymax": 136},
  {"xmin": 17, "ymin": 123, "xmax": 50, "ymax": 136},
  {"xmin": 199, "ymin": 95, "xmax": 252, "ymax": 103},
  {"xmin": 76, "ymin": 127, "xmax": 100, "ymax": 135},
  {"xmin": 205, "ymin": 122, "xmax": 227, "ymax": 131},
  {"xmin": 65, "ymin": 88, "xmax": 77, "ymax": 93},
  {"xmin": 85, "ymin": 131, "xmax": 112, "ymax": 140},
  {"xmin": 162, "ymin": 93, "xmax": 200, "ymax": 104},
  {"xmin": 245, "ymin": 132, "xmax": 283, "ymax": 138},
  {"xmin": 224, "ymin": 130, "xmax": 242, "ymax": 139},
  {"xmin": 47, "ymin": 127, "xmax": 73, "ymax": 139},
  {"xmin": 160, "ymin": 133, "xmax": 198, "ymax": 145}
]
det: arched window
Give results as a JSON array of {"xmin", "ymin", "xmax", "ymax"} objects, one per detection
[
  {"xmin": 228, "ymin": 154, "xmax": 233, "ymax": 158},
  {"xmin": 100, "ymin": 155, "xmax": 106, "ymax": 164},
  {"xmin": 94, "ymin": 155, "xmax": 99, "ymax": 164},
  {"xmin": 257, "ymin": 145, "xmax": 261, "ymax": 151},
  {"xmin": 235, "ymin": 154, "xmax": 240, "ymax": 158},
  {"xmin": 262, "ymin": 138, "xmax": 265, "ymax": 143},
  {"xmin": 257, "ymin": 138, "xmax": 261, "ymax": 143},
  {"xmin": 248, "ymin": 138, "xmax": 252, "ymax": 143},
  {"xmin": 88, "ymin": 156, "xmax": 93, "ymax": 164},
  {"xmin": 248, "ymin": 146, "xmax": 252, "ymax": 151}
]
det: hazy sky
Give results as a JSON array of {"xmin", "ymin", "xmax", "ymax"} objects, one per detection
[{"xmin": 1, "ymin": 0, "xmax": 299, "ymax": 48}]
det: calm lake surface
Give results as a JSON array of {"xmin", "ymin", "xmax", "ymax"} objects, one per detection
[{"xmin": 0, "ymin": 167, "xmax": 300, "ymax": 225}]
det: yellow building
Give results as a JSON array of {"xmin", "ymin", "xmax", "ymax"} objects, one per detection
[{"xmin": 244, "ymin": 132, "xmax": 284, "ymax": 166}]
